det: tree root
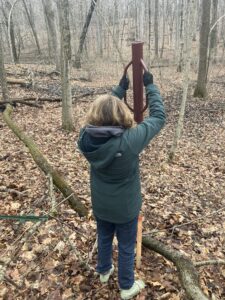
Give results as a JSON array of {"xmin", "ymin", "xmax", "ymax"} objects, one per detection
[
  {"xmin": 142, "ymin": 236, "xmax": 209, "ymax": 300},
  {"xmin": 2, "ymin": 104, "xmax": 88, "ymax": 217}
]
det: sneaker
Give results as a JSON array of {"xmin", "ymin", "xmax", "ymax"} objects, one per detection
[
  {"xmin": 100, "ymin": 265, "xmax": 115, "ymax": 283},
  {"xmin": 120, "ymin": 280, "xmax": 145, "ymax": 300}
]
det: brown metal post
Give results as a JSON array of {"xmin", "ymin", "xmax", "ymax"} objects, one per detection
[{"xmin": 132, "ymin": 41, "xmax": 144, "ymax": 123}]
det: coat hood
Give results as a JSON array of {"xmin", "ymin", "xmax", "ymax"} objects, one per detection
[{"xmin": 78, "ymin": 126, "xmax": 125, "ymax": 169}]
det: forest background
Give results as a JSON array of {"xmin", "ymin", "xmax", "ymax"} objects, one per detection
[{"xmin": 0, "ymin": 0, "xmax": 225, "ymax": 299}]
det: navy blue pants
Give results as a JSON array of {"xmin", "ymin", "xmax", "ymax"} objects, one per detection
[{"xmin": 96, "ymin": 216, "xmax": 138, "ymax": 289}]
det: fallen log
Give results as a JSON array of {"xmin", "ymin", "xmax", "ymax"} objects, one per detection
[
  {"xmin": 0, "ymin": 100, "xmax": 42, "ymax": 108},
  {"xmin": 2, "ymin": 104, "xmax": 88, "ymax": 217},
  {"xmin": 17, "ymin": 97, "xmax": 61, "ymax": 102},
  {"xmin": 6, "ymin": 77, "xmax": 32, "ymax": 88},
  {"xmin": 142, "ymin": 236, "xmax": 209, "ymax": 300}
]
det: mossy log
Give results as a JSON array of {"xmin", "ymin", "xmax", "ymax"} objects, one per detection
[
  {"xmin": 2, "ymin": 104, "xmax": 88, "ymax": 217},
  {"xmin": 142, "ymin": 235, "xmax": 209, "ymax": 300}
]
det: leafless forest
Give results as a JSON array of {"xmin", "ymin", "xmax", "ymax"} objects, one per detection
[{"xmin": 0, "ymin": 0, "xmax": 225, "ymax": 299}]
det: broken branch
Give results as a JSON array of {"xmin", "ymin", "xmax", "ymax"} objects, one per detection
[
  {"xmin": 142, "ymin": 235, "xmax": 209, "ymax": 300},
  {"xmin": 2, "ymin": 104, "xmax": 88, "ymax": 217}
]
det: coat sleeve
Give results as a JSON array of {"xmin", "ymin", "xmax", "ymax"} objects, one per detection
[{"xmin": 125, "ymin": 84, "xmax": 166, "ymax": 154}]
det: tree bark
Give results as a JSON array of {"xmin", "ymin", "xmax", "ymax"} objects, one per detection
[
  {"xmin": 193, "ymin": 0, "xmax": 211, "ymax": 98},
  {"xmin": 154, "ymin": 0, "xmax": 159, "ymax": 58},
  {"xmin": 177, "ymin": 0, "xmax": 184, "ymax": 72},
  {"xmin": 74, "ymin": 0, "xmax": 97, "ymax": 69},
  {"xmin": 210, "ymin": 0, "xmax": 218, "ymax": 49},
  {"xmin": 42, "ymin": 0, "xmax": 60, "ymax": 70},
  {"xmin": 142, "ymin": 235, "xmax": 209, "ymax": 300},
  {"xmin": 0, "ymin": 26, "xmax": 9, "ymax": 102},
  {"xmin": 147, "ymin": 0, "xmax": 152, "ymax": 67},
  {"xmin": 58, "ymin": 0, "xmax": 74, "ymax": 131},
  {"xmin": 2, "ymin": 105, "xmax": 88, "ymax": 217},
  {"xmin": 22, "ymin": 0, "xmax": 41, "ymax": 55},
  {"xmin": 7, "ymin": 0, "xmax": 19, "ymax": 64},
  {"xmin": 160, "ymin": 0, "xmax": 166, "ymax": 59},
  {"xmin": 168, "ymin": 0, "xmax": 195, "ymax": 162}
]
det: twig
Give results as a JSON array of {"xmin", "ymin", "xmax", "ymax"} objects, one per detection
[
  {"xmin": 87, "ymin": 238, "xmax": 97, "ymax": 263},
  {"xmin": 54, "ymin": 193, "xmax": 74, "ymax": 209},
  {"xmin": 49, "ymin": 213, "xmax": 88, "ymax": 239},
  {"xmin": 0, "ymin": 187, "xmax": 27, "ymax": 198},
  {"xmin": 3, "ymin": 275, "xmax": 23, "ymax": 289},
  {"xmin": 209, "ymin": 14, "xmax": 225, "ymax": 34},
  {"xmin": 60, "ymin": 226, "xmax": 85, "ymax": 263},
  {"xmin": 0, "ymin": 221, "xmax": 43, "ymax": 283},
  {"xmin": 48, "ymin": 174, "xmax": 57, "ymax": 215}
]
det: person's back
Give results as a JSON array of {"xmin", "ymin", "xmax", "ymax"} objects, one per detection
[{"xmin": 78, "ymin": 71, "xmax": 165, "ymax": 299}]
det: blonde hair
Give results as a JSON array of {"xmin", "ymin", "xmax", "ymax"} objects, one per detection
[{"xmin": 84, "ymin": 95, "xmax": 134, "ymax": 128}]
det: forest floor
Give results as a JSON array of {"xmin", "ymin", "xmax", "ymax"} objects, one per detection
[{"xmin": 0, "ymin": 62, "xmax": 225, "ymax": 300}]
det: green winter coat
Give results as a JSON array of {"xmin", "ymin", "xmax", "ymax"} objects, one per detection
[{"xmin": 78, "ymin": 84, "xmax": 165, "ymax": 223}]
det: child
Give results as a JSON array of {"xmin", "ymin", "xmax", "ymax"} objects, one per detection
[{"xmin": 78, "ymin": 71, "xmax": 165, "ymax": 299}]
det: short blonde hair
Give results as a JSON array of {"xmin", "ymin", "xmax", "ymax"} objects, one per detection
[{"xmin": 84, "ymin": 95, "xmax": 134, "ymax": 128}]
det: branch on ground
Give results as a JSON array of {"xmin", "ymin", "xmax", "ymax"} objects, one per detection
[
  {"xmin": 2, "ymin": 104, "xmax": 88, "ymax": 217},
  {"xmin": 195, "ymin": 259, "xmax": 225, "ymax": 267},
  {"xmin": 0, "ymin": 221, "xmax": 42, "ymax": 284},
  {"xmin": 6, "ymin": 77, "xmax": 32, "ymax": 88},
  {"xmin": 142, "ymin": 235, "xmax": 209, "ymax": 300}
]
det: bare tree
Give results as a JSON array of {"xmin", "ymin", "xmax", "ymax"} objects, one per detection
[
  {"xmin": 154, "ymin": 0, "xmax": 159, "ymax": 58},
  {"xmin": 147, "ymin": 0, "xmax": 152, "ymax": 67},
  {"xmin": 42, "ymin": 0, "xmax": 60, "ymax": 70},
  {"xmin": 6, "ymin": 0, "xmax": 20, "ymax": 63},
  {"xmin": 210, "ymin": 0, "xmax": 219, "ymax": 62},
  {"xmin": 74, "ymin": 0, "xmax": 97, "ymax": 69},
  {"xmin": 58, "ymin": 0, "xmax": 74, "ymax": 131},
  {"xmin": 160, "ymin": 0, "xmax": 167, "ymax": 59},
  {"xmin": 193, "ymin": 0, "xmax": 211, "ymax": 98},
  {"xmin": 169, "ymin": 0, "xmax": 195, "ymax": 161},
  {"xmin": 0, "ymin": 25, "xmax": 9, "ymax": 101},
  {"xmin": 22, "ymin": 0, "xmax": 41, "ymax": 55},
  {"xmin": 177, "ymin": 0, "xmax": 184, "ymax": 71}
]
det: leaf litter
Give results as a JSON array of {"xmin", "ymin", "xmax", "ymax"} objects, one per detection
[{"xmin": 0, "ymin": 64, "xmax": 225, "ymax": 299}]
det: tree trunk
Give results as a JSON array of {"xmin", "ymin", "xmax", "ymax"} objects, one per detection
[
  {"xmin": 209, "ymin": 0, "xmax": 218, "ymax": 62},
  {"xmin": 6, "ymin": 0, "xmax": 19, "ymax": 64},
  {"xmin": 42, "ymin": 0, "xmax": 60, "ymax": 70},
  {"xmin": 74, "ymin": 0, "xmax": 97, "ymax": 69},
  {"xmin": 96, "ymin": 3, "xmax": 103, "ymax": 57},
  {"xmin": 0, "ymin": 2, "xmax": 11, "ymax": 51},
  {"xmin": 168, "ymin": 0, "xmax": 195, "ymax": 162},
  {"xmin": 154, "ymin": 0, "xmax": 159, "ymax": 58},
  {"xmin": 22, "ymin": 0, "xmax": 41, "ymax": 56},
  {"xmin": 193, "ymin": 0, "xmax": 211, "ymax": 98},
  {"xmin": 160, "ymin": 0, "xmax": 166, "ymax": 59},
  {"xmin": 2, "ymin": 105, "xmax": 87, "ymax": 217},
  {"xmin": 58, "ymin": 0, "xmax": 74, "ymax": 131},
  {"xmin": 147, "ymin": 0, "xmax": 152, "ymax": 68},
  {"xmin": 177, "ymin": 0, "xmax": 184, "ymax": 72},
  {"xmin": 0, "ymin": 26, "xmax": 9, "ymax": 102}
]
